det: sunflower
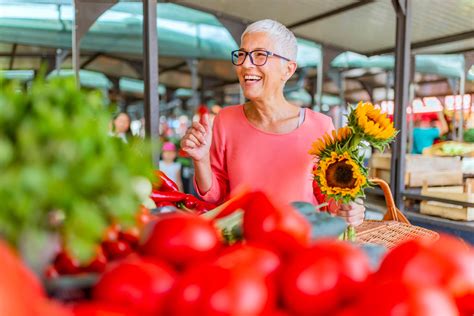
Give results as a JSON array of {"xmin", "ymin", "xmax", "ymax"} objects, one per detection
[
  {"xmin": 348, "ymin": 101, "xmax": 397, "ymax": 149},
  {"xmin": 314, "ymin": 151, "xmax": 368, "ymax": 203},
  {"xmin": 309, "ymin": 127, "xmax": 353, "ymax": 158}
]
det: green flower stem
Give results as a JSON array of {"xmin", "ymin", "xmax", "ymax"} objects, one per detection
[
  {"xmin": 349, "ymin": 134, "xmax": 362, "ymax": 151},
  {"xmin": 342, "ymin": 225, "xmax": 356, "ymax": 242}
]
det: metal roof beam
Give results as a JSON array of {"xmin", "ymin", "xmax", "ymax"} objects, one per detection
[
  {"xmin": 367, "ymin": 30, "xmax": 474, "ymax": 55},
  {"xmin": 160, "ymin": 61, "xmax": 187, "ymax": 74},
  {"xmin": 169, "ymin": 0, "xmax": 365, "ymax": 54},
  {"xmin": 80, "ymin": 52, "xmax": 102, "ymax": 68},
  {"xmin": 8, "ymin": 43, "xmax": 17, "ymax": 70},
  {"xmin": 287, "ymin": 0, "xmax": 375, "ymax": 29}
]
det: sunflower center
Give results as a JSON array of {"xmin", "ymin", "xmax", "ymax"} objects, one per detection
[{"xmin": 325, "ymin": 159, "xmax": 357, "ymax": 189}]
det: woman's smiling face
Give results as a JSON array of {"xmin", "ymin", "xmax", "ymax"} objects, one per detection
[{"xmin": 236, "ymin": 32, "xmax": 293, "ymax": 102}]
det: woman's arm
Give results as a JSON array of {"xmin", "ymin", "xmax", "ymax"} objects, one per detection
[
  {"xmin": 194, "ymin": 156, "xmax": 213, "ymax": 194},
  {"xmin": 175, "ymin": 167, "xmax": 184, "ymax": 192},
  {"xmin": 182, "ymin": 114, "xmax": 229, "ymax": 203}
]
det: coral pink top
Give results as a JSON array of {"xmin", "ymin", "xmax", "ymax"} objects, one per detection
[{"xmin": 195, "ymin": 105, "xmax": 335, "ymax": 206}]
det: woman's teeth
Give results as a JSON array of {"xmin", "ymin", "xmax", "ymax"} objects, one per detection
[{"xmin": 244, "ymin": 75, "xmax": 262, "ymax": 82}]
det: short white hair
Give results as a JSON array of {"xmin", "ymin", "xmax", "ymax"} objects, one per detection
[{"xmin": 241, "ymin": 19, "xmax": 298, "ymax": 61}]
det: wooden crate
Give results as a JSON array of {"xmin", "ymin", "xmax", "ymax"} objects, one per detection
[
  {"xmin": 369, "ymin": 153, "xmax": 463, "ymax": 187},
  {"xmin": 420, "ymin": 184, "xmax": 474, "ymax": 221}
]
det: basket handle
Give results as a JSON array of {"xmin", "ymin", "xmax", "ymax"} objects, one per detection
[{"xmin": 370, "ymin": 178, "xmax": 410, "ymax": 224}]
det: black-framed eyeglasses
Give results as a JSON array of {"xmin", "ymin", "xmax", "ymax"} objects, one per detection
[{"xmin": 231, "ymin": 49, "xmax": 290, "ymax": 66}]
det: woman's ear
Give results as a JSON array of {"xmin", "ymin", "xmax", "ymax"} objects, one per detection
[{"xmin": 283, "ymin": 61, "xmax": 298, "ymax": 81}]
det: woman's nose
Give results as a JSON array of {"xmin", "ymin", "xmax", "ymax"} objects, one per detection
[{"xmin": 241, "ymin": 54, "xmax": 255, "ymax": 68}]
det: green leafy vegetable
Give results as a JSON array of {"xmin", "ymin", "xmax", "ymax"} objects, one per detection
[{"xmin": 0, "ymin": 76, "xmax": 153, "ymax": 263}]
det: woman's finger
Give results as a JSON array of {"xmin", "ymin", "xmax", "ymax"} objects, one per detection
[
  {"xmin": 200, "ymin": 113, "xmax": 210, "ymax": 132},
  {"xmin": 191, "ymin": 128, "xmax": 207, "ymax": 144},
  {"xmin": 338, "ymin": 208, "xmax": 363, "ymax": 217},
  {"xmin": 192, "ymin": 122, "xmax": 206, "ymax": 134},
  {"xmin": 188, "ymin": 133, "xmax": 203, "ymax": 147},
  {"xmin": 182, "ymin": 138, "xmax": 197, "ymax": 149},
  {"xmin": 341, "ymin": 213, "xmax": 365, "ymax": 226}
]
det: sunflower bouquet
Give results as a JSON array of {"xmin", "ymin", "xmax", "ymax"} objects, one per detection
[{"xmin": 309, "ymin": 101, "xmax": 397, "ymax": 205}]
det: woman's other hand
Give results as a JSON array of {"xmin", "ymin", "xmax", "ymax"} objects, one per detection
[
  {"xmin": 336, "ymin": 198, "xmax": 365, "ymax": 226},
  {"xmin": 181, "ymin": 114, "xmax": 212, "ymax": 162}
]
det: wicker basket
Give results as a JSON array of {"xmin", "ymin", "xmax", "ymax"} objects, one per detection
[{"xmin": 355, "ymin": 178, "xmax": 439, "ymax": 249}]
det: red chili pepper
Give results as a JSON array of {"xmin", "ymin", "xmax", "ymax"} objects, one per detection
[
  {"xmin": 155, "ymin": 201, "xmax": 175, "ymax": 207},
  {"xmin": 194, "ymin": 204, "xmax": 209, "ymax": 215},
  {"xmin": 196, "ymin": 200, "xmax": 217, "ymax": 211},
  {"xmin": 150, "ymin": 190, "xmax": 186, "ymax": 203},
  {"xmin": 183, "ymin": 195, "xmax": 198, "ymax": 209},
  {"xmin": 153, "ymin": 170, "xmax": 179, "ymax": 192}
]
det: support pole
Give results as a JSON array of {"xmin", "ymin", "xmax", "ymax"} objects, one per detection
[
  {"xmin": 337, "ymin": 71, "xmax": 346, "ymax": 129},
  {"xmin": 187, "ymin": 58, "xmax": 200, "ymax": 111},
  {"xmin": 390, "ymin": 0, "xmax": 412, "ymax": 210},
  {"xmin": 316, "ymin": 48, "xmax": 324, "ymax": 109},
  {"xmin": 73, "ymin": 0, "xmax": 117, "ymax": 84},
  {"xmin": 459, "ymin": 73, "xmax": 466, "ymax": 141},
  {"xmin": 143, "ymin": 0, "xmax": 160, "ymax": 168}
]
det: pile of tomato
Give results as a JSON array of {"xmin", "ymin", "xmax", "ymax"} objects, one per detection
[{"xmin": 1, "ymin": 189, "xmax": 473, "ymax": 316}]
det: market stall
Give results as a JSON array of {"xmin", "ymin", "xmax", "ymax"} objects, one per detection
[{"xmin": 1, "ymin": 1, "xmax": 474, "ymax": 315}]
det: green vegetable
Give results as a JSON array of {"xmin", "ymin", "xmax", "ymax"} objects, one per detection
[
  {"xmin": 0, "ymin": 76, "xmax": 153, "ymax": 263},
  {"xmin": 464, "ymin": 128, "xmax": 474, "ymax": 143}
]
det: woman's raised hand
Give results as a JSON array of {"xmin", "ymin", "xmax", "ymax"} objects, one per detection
[
  {"xmin": 181, "ymin": 113, "xmax": 212, "ymax": 162},
  {"xmin": 336, "ymin": 198, "xmax": 366, "ymax": 226}
]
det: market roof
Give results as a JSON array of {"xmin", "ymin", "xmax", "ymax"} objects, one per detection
[
  {"xmin": 176, "ymin": 0, "xmax": 474, "ymax": 55},
  {"xmin": 331, "ymin": 52, "xmax": 466, "ymax": 79},
  {"xmin": 0, "ymin": 1, "xmax": 322, "ymax": 62},
  {"xmin": 0, "ymin": 1, "xmax": 322, "ymax": 90}
]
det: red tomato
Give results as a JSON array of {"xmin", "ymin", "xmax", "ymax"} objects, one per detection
[
  {"xmin": 103, "ymin": 223, "xmax": 121, "ymax": 242},
  {"xmin": 137, "ymin": 205, "xmax": 154, "ymax": 227},
  {"xmin": 45, "ymin": 265, "xmax": 59, "ymax": 278},
  {"xmin": 355, "ymin": 280, "xmax": 459, "ymax": 316},
  {"xmin": 34, "ymin": 300, "xmax": 71, "ymax": 316},
  {"xmin": 118, "ymin": 227, "xmax": 140, "ymax": 248},
  {"xmin": 168, "ymin": 264, "xmax": 275, "ymax": 316},
  {"xmin": 281, "ymin": 240, "xmax": 370, "ymax": 316},
  {"xmin": 376, "ymin": 234, "xmax": 474, "ymax": 312},
  {"xmin": 102, "ymin": 240, "xmax": 133, "ymax": 260},
  {"xmin": 456, "ymin": 292, "xmax": 474, "ymax": 316},
  {"xmin": 242, "ymin": 193, "xmax": 311, "ymax": 256},
  {"xmin": 140, "ymin": 213, "xmax": 221, "ymax": 269},
  {"xmin": 0, "ymin": 241, "xmax": 53, "ymax": 315},
  {"xmin": 71, "ymin": 302, "xmax": 138, "ymax": 316},
  {"xmin": 83, "ymin": 247, "xmax": 107, "ymax": 273},
  {"xmin": 93, "ymin": 257, "xmax": 176, "ymax": 316},
  {"xmin": 215, "ymin": 243, "xmax": 281, "ymax": 281},
  {"xmin": 53, "ymin": 251, "xmax": 81, "ymax": 275}
]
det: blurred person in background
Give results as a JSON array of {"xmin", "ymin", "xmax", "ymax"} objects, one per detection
[
  {"xmin": 110, "ymin": 112, "xmax": 132, "ymax": 143},
  {"xmin": 180, "ymin": 19, "xmax": 365, "ymax": 226},
  {"xmin": 412, "ymin": 111, "xmax": 448, "ymax": 154},
  {"xmin": 159, "ymin": 142, "xmax": 184, "ymax": 192}
]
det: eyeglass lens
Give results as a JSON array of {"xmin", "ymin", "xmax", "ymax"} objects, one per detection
[{"xmin": 233, "ymin": 50, "xmax": 268, "ymax": 66}]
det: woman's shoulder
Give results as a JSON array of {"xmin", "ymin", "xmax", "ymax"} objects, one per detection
[
  {"xmin": 217, "ymin": 105, "xmax": 243, "ymax": 116},
  {"xmin": 304, "ymin": 108, "xmax": 334, "ymax": 130},
  {"xmin": 214, "ymin": 105, "xmax": 243, "ymax": 123}
]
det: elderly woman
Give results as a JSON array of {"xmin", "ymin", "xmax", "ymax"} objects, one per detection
[{"xmin": 181, "ymin": 19, "xmax": 365, "ymax": 226}]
